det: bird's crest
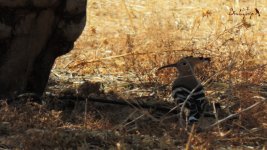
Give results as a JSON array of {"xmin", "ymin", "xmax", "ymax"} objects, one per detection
[{"xmin": 158, "ymin": 56, "xmax": 211, "ymax": 72}]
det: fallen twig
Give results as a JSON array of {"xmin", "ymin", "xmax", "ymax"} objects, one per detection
[
  {"xmin": 68, "ymin": 49, "xmax": 193, "ymax": 68},
  {"xmin": 185, "ymin": 124, "xmax": 195, "ymax": 150},
  {"xmin": 50, "ymin": 94, "xmax": 178, "ymax": 113},
  {"xmin": 205, "ymin": 96, "xmax": 266, "ymax": 129}
]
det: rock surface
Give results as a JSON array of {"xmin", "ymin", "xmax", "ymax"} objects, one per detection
[{"xmin": 0, "ymin": 0, "xmax": 87, "ymax": 97}]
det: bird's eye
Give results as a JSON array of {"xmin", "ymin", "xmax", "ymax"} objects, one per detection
[{"xmin": 182, "ymin": 62, "xmax": 187, "ymax": 65}]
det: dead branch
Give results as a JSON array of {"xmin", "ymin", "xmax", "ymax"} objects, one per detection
[
  {"xmin": 52, "ymin": 95, "xmax": 177, "ymax": 113},
  {"xmin": 185, "ymin": 124, "xmax": 195, "ymax": 150},
  {"xmin": 205, "ymin": 96, "xmax": 266, "ymax": 129},
  {"xmin": 68, "ymin": 49, "xmax": 193, "ymax": 68}
]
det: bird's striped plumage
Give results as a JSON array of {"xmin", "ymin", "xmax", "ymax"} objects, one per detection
[
  {"xmin": 159, "ymin": 56, "xmax": 210, "ymax": 124},
  {"xmin": 172, "ymin": 81, "xmax": 208, "ymax": 123}
]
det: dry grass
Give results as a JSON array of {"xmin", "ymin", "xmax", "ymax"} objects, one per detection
[{"xmin": 1, "ymin": 0, "xmax": 267, "ymax": 149}]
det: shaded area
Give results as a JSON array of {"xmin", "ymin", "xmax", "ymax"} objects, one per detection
[{"xmin": 0, "ymin": 71, "xmax": 266, "ymax": 149}]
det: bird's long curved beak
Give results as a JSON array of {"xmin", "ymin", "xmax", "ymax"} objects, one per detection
[{"xmin": 158, "ymin": 63, "xmax": 177, "ymax": 70}]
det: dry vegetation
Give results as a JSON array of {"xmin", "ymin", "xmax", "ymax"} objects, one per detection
[{"xmin": 1, "ymin": 0, "xmax": 267, "ymax": 149}]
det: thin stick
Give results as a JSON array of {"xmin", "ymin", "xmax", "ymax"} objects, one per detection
[
  {"xmin": 113, "ymin": 110, "xmax": 138, "ymax": 131},
  {"xmin": 68, "ymin": 49, "xmax": 193, "ymax": 68},
  {"xmin": 121, "ymin": 0, "xmax": 135, "ymax": 33},
  {"xmin": 123, "ymin": 114, "xmax": 145, "ymax": 127},
  {"xmin": 205, "ymin": 97, "xmax": 266, "ymax": 129},
  {"xmin": 185, "ymin": 124, "xmax": 195, "ymax": 150},
  {"xmin": 84, "ymin": 98, "xmax": 88, "ymax": 127},
  {"xmin": 212, "ymin": 101, "xmax": 221, "ymax": 132}
]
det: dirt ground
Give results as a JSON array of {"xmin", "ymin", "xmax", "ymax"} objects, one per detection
[{"xmin": 0, "ymin": 69, "xmax": 266, "ymax": 149}]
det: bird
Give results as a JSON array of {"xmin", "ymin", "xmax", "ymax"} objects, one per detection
[{"xmin": 158, "ymin": 56, "xmax": 211, "ymax": 124}]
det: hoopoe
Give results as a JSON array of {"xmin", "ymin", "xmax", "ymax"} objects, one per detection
[{"xmin": 158, "ymin": 56, "xmax": 211, "ymax": 124}]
